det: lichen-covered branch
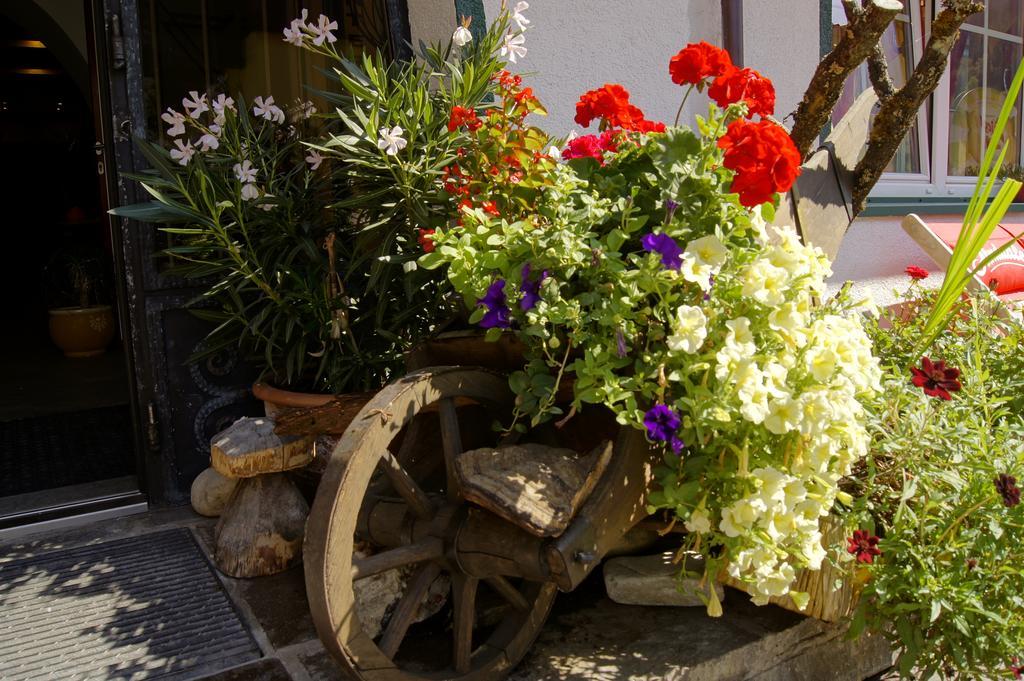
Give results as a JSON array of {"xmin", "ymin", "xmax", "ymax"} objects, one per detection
[
  {"xmin": 867, "ymin": 42, "xmax": 896, "ymax": 101},
  {"xmin": 852, "ymin": 0, "xmax": 983, "ymax": 211},
  {"xmin": 789, "ymin": 0, "xmax": 903, "ymax": 158}
]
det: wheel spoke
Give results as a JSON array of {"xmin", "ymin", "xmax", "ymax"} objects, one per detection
[
  {"xmin": 484, "ymin": 576, "xmax": 530, "ymax": 612},
  {"xmin": 380, "ymin": 451, "xmax": 434, "ymax": 519},
  {"xmin": 378, "ymin": 561, "xmax": 443, "ymax": 658},
  {"xmin": 352, "ymin": 537, "xmax": 443, "ymax": 580},
  {"xmin": 452, "ymin": 574, "xmax": 478, "ymax": 673},
  {"xmin": 438, "ymin": 398, "xmax": 463, "ymax": 502}
]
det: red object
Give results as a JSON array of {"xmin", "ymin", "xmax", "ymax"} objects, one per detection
[
  {"xmin": 910, "ymin": 356, "xmax": 962, "ymax": 400},
  {"xmin": 905, "ymin": 265, "xmax": 930, "ymax": 280},
  {"xmin": 927, "ymin": 221, "xmax": 1024, "ymax": 296},
  {"xmin": 574, "ymin": 84, "xmax": 646, "ymax": 130},
  {"xmin": 669, "ymin": 42, "xmax": 733, "ymax": 86},
  {"xmin": 448, "ymin": 106, "xmax": 481, "ymax": 132},
  {"xmin": 562, "ymin": 135, "xmax": 604, "ymax": 161},
  {"xmin": 417, "ymin": 228, "xmax": 436, "ymax": 252},
  {"xmin": 718, "ymin": 119, "xmax": 801, "ymax": 207},
  {"xmin": 709, "ymin": 66, "xmax": 776, "ymax": 118},
  {"xmin": 481, "ymin": 200, "xmax": 500, "ymax": 216},
  {"xmin": 846, "ymin": 530, "xmax": 882, "ymax": 564}
]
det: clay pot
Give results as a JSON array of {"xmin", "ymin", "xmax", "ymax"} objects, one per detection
[
  {"xmin": 251, "ymin": 381, "xmax": 335, "ymax": 418},
  {"xmin": 48, "ymin": 305, "xmax": 115, "ymax": 357}
]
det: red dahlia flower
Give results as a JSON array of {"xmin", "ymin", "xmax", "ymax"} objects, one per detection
[
  {"xmin": 709, "ymin": 66, "xmax": 776, "ymax": 118},
  {"xmin": 717, "ymin": 119, "xmax": 801, "ymax": 207},
  {"xmin": 905, "ymin": 265, "xmax": 929, "ymax": 280},
  {"xmin": 669, "ymin": 41, "xmax": 733, "ymax": 86},
  {"xmin": 910, "ymin": 357, "xmax": 962, "ymax": 400},
  {"xmin": 846, "ymin": 530, "xmax": 882, "ymax": 564}
]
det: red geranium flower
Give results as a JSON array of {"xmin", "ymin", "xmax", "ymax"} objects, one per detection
[
  {"xmin": 417, "ymin": 228, "xmax": 435, "ymax": 253},
  {"xmin": 905, "ymin": 265, "xmax": 930, "ymax": 280},
  {"xmin": 631, "ymin": 118, "xmax": 667, "ymax": 134},
  {"xmin": 481, "ymin": 200, "xmax": 500, "ymax": 217},
  {"xmin": 448, "ymin": 105, "xmax": 481, "ymax": 132},
  {"xmin": 561, "ymin": 134, "xmax": 605, "ymax": 161},
  {"xmin": 847, "ymin": 530, "xmax": 882, "ymax": 564},
  {"xmin": 669, "ymin": 41, "xmax": 733, "ymax": 86},
  {"xmin": 910, "ymin": 357, "xmax": 962, "ymax": 400},
  {"xmin": 718, "ymin": 119, "xmax": 801, "ymax": 207},
  {"xmin": 709, "ymin": 66, "xmax": 776, "ymax": 118},
  {"xmin": 574, "ymin": 83, "xmax": 648, "ymax": 130}
]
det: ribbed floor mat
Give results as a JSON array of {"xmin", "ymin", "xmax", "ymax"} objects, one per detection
[{"xmin": 0, "ymin": 529, "xmax": 261, "ymax": 680}]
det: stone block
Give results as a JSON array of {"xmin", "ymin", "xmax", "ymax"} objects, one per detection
[{"xmin": 604, "ymin": 552, "xmax": 724, "ymax": 607}]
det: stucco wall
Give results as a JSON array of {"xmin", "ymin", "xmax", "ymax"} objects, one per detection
[
  {"xmin": 480, "ymin": 0, "xmax": 722, "ymax": 136},
  {"xmin": 741, "ymin": 0, "xmax": 820, "ymax": 122},
  {"xmin": 409, "ymin": 0, "xmax": 456, "ymax": 50}
]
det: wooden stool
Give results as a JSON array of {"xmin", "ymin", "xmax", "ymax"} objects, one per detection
[{"xmin": 207, "ymin": 416, "xmax": 314, "ymax": 578}]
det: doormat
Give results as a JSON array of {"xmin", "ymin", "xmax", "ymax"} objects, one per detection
[
  {"xmin": 0, "ymin": 529, "xmax": 261, "ymax": 680},
  {"xmin": 0, "ymin": 404, "xmax": 135, "ymax": 497}
]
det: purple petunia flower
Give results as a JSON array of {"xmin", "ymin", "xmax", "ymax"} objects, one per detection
[
  {"xmin": 703, "ymin": 274, "xmax": 715, "ymax": 302},
  {"xmin": 520, "ymin": 263, "xmax": 549, "ymax": 311},
  {"xmin": 477, "ymin": 279, "xmax": 511, "ymax": 329},
  {"xmin": 643, "ymin": 404, "xmax": 684, "ymax": 453},
  {"xmin": 615, "ymin": 328, "xmax": 628, "ymax": 358},
  {"xmin": 641, "ymin": 232, "xmax": 683, "ymax": 270},
  {"xmin": 665, "ymin": 199, "xmax": 679, "ymax": 223}
]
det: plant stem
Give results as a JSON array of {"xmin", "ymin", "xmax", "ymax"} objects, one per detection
[{"xmin": 673, "ymin": 86, "xmax": 694, "ymax": 127}]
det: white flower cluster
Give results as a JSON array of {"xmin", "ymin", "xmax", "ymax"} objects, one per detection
[
  {"xmin": 282, "ymin": 10, "xmax": 338, "ymax": 49},
  {"xmin": 667, "ymin": 222, "xmax": 881, "ymax": 608}
]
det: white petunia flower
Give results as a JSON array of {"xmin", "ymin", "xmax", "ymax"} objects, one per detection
[
  {"xmin": 181, "ymin": 90, "xmax": 209, "ymax": 118},
  {"xmin": 312, "ymin": 14, "xmax": 338, "ymax": 46},
  {"xmin": 666, "ymin": 305, "xmax": 707, "ymax": 354},
  {"xmin": 305, "ymin": 150, "xmax": 324, "ymax": 170},
  {"xmin": 377, "ymin": 126, "xmax": 407, "ymax": 156},
  {"xmin": 169, "ymin": 139, "xmax": 195, "ymax": 165},
  {"xmin": 681, "ymin": 234, "xmax": 728, "ymax": 289},
  {"xmin": 511, "ymin": 1, "xmax": 530, "ymax": 30},
  {"xmin": 684, "ymin": 506, "xmax": 712, "ymax": 534},
  {"xmin": 240, "ymin": 183, "xmax": 260, "ymax": 201},
  {"xmin": 452, "ymin": 25, "xmax": 473, "ymax": 47},
  {"xmin": 500, "ymin": 32, "xmax": 527, "ymax": 64},
  {"xmin": 161, "ymin": 108, "xmax": 186, "ymax": 136},
  {"xmin": 233, "ymin": 159, "xmax": 257, "ymax": 183},
  {"xmin": 764, "ymin": 395, "xmax": 800, "ymax": 435},
  {"xmin": 253, "ymin": 95, "xmax": 285, "ymax": 124}
]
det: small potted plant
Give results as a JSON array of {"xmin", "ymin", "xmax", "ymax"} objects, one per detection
[{"xmin": 46, "ymin": 248, "xmax": 115, "ymax": 358}]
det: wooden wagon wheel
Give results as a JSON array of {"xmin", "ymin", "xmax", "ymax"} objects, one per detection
[{"xmin": 304, "ymin": 366, "xmax": 558, "ymax": 681}]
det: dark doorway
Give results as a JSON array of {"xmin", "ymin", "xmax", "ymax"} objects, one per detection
[{"xmin": 0, "ymin": 3, "xmax": 139, "ymax": 523}]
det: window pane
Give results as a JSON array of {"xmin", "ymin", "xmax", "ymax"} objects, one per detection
[
  {"xmin": 947, "ymin": 30, "xmax": 985, "ymax": 175},
  {"xmin": 986, "ymin": 37, "xmax": 1022, "ymax": 165},
  {"xmin": 988, "ymin": 0, "xmax": 1023, "ymax": 37}
]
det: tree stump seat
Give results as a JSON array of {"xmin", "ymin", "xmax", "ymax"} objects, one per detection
[
  {"xmin": 211, "ymin": 416, "xmax": 315, "ymax": 478},
  {"xmin": 454, "ymin": 441, "xmax": 613, "ymax": 538}
]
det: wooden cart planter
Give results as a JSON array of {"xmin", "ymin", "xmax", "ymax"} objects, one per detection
[{"xmin": 295, "ymin": 93, "xmax": 881, "ymax": 680}]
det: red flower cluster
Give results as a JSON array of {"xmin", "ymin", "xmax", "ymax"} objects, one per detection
[
  {"xmin": 910, "ymin": 357, "xmax": 962, "ymax": 400},
  {"xmin": 417, "ymin": 228, "xmax": 435, "ymax": 253},
  {"xmin": 708, "ymin": 67, "xmax": 776, "ymax": 118},
  {"xmin": 905, "ymin": 265, "xmax": 930, "ymax": 280},
  {"xmin": 448, "ymin": 105, "xmax": 481, "ymax": 132},
  {"xmin": 995, "ymin": 473, "xmax": 1021, "ymax": 508},
  {"xmin": 561, "ymin": 130, "xmax": 620, "ymax": 162},
  {"xmin": 717, "ymin": 119, "xmax": 801, "ymax": 207},
  {"xmin": 574, "ymin": 84, "xmax": 663, "ymax": 132},
  {"xmin": 847, "ymin": 530, "xmax": 882, "ymax": 564},
  {"xmin": 669, "ymin": 41, "xmax": 732, "ymax": 85}
]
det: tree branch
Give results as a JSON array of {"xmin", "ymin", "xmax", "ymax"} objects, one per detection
[
  {"xmin": 789, "ymin": 0, "xmax": 903, "ymax": 158},
  {"xmin": 852, "ymin": 0, "xmax": 983, "ymax": 211},
  {"xmin": 867, "ymin": 42, "xmax": 896, "ymax": 101}
]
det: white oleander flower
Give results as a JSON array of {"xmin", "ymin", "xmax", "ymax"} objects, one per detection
[
  {"xmin": 169, "ymin": 139, "xmax": 195, "ymax": 165},
  {"xmin": 511, "ymin": 1, "xmax": 530, "ymax": 30},
  {"xmin": 500, "ymin": 32, "xmax": 527, "ymax": 64},
  {"xmin": 233, "ymin": 159, "xmax": 257, "ymax": 183},
  {"xmin": 197, "ymin": 131, "xmax": 219, "ymax": 151},
  {"xmin": 305, "ymin": 150, "xmax": 324, "ymax": 170},
  {"xmin": 452, "ymin": 25, "xmax": 473, "ymax": 47},
  {"xmin": 253, "ymin": 96, "xmax": 285, "ymax": 124},
  {"xmin": 377, "ymin": 126, "xmax": 407, "ymax": 156},
  {"xmin": 161, "ymin": 108, "xmax": 186, "ymax": 136},
  {"xmin": 240, "ymin": 183, "xmax": 260, "ymax": 201},
  {"xmin": 312, "ymin": 14, "xmax": 338, "ymax": 46},
  {"xmin": 181, "ymin": 90, "xmax": 209, "ymax": 118},
  {"xmin": 667, "ymin": 305, "xmax": 707, "ymax": 354}
]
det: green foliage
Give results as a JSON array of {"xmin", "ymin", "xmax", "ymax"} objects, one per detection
[
  {"xmin": 112, "ymin": 15, "xmax": 514, "ymax": 393},
  {"xmin": 850, "ymin": 291, "xmax": 1024, "ymax": 678}
]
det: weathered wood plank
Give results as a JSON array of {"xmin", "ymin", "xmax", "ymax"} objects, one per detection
[{"xmin": 211, "ymin": 417, "xmax": 313, "ymax": 478}]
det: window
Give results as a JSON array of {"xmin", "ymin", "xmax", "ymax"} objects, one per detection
[{"xmin": 831, "ymin": 1, "xmax": 1024, "ymax": 200}]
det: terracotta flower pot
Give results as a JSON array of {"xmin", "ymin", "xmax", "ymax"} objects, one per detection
[
  {"xmin": 48, "ymin": 305, "xmax": 115, "ymax": 358},
  {"xmin": 251, "ymin": 381, "xmax": 335, "ymax": 419}
]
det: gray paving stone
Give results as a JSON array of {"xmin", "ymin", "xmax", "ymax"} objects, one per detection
[{"xmin": 604, "ymin": 552, "xmax": 725, "ymax": 607}]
